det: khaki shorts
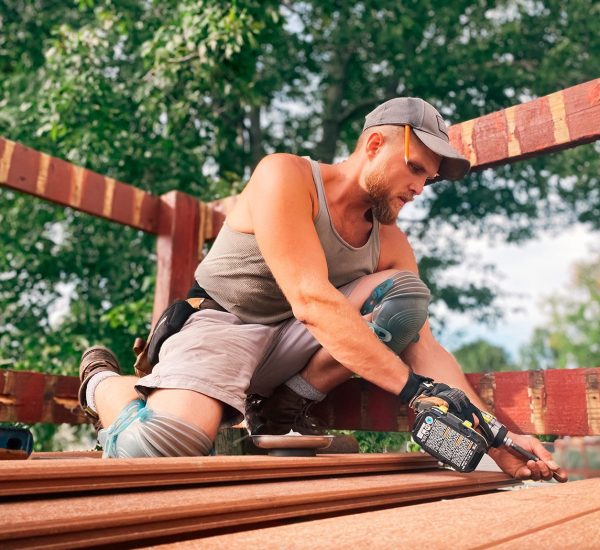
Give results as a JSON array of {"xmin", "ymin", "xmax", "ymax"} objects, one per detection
[{"xmin": 136, "ymin": 279, "xmax": 359, "ymax": 426}]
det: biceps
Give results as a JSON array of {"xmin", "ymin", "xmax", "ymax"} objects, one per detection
[{"xmin": 249, "ymin": 188, "xmax": 328, "ymax": 304}]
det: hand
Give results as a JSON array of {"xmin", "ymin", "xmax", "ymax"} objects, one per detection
[
  {"xmin": 411, "ymin": 381, "xmax": 487, "ymax": 428},
  {"xmin": 488, "ymin": 432, "xmax": 568, "ymax": 483}
]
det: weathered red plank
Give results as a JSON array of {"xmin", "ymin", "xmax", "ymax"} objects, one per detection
[
  {"xmin": 515, "ymin": 96, "xmax": 556, "ymax": 155},
  {"xmin": 6, "ymin": 142, "xmax": 39, "ymax": 194},
  {"xmin": 152, "ymin": 191, "xmax": 201, "ymax": 326},
  {"xmin": 0, "ymin": 137, "xmax": 160, "ymax": 233},
  {"xmin": 207, "ymin": 195, "xmax": 239, "ymax": 239},
  {"xmin": 564, "ymin": 79, "xmax": 600, "ymax": 142},
  {"xmin": 545, "ymin": 369, "xmax": 587, "ymax": 435},
  {"xmin": 449, "ymin": 78, "xmax": 600, "ymax": 172},
  {"xmin": 471, "ymin": 109, "xmax": 509, "ymax": 166},
  {"xmin": 0, "ymin": 370, "xmax": 85, "ymax": 425},
  {"xmin": 44, "ymin": 155, "xmax": 72, "ymax": 205},
  {"xmin": 1, "ymin": 369, "xmax": 598, "ymax": 434},
  {"xmin": 78, "ymin": 170, "xmax": 106, "ymax": 215},
  {"xmin": 317, "ymin": 369, "xmax": 600, "ymax": 436}
]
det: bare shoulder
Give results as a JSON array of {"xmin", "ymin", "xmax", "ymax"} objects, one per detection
[
  {"xmin": 230, "ymin": 154, "xmax": 317, "ymax": 231},
  {"xmin": 249, "ymin": 154, "xmax": 312, "ymax": 192},
  {"xmin": 377, "ymin": 224, "xmax": 419, "ymax": 273}
]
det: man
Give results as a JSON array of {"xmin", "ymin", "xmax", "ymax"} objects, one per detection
[{"xmin": 78, "ymin": 97, "xmax": 566, "ymax": 482}]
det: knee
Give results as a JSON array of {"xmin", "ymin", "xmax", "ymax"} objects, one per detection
[
  {"xmin": 363, "ymin": 271, "xmax": 431, "ymax": 355},
  {"xmin": 100, "ymin": 400, "xmax": 213, "ymax": 458}
]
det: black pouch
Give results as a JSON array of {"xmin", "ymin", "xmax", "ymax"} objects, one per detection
[{"xmin": 146, "ymin": 299, "xmax": 203, "ymax": 366}]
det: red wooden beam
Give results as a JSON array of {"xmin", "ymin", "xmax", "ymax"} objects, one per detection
[
  {"xmin": 0, "ymin": 137, "xmax": 160, "ymax": 233},
  {"xmin": 315, "ymin": 368, "xmax": 600, "ymax": 436},
  {"xmin": 0, "ymin": 370, "xmax": 85, "ymax": 425},
  {"xmin": 450, "ymin": 78, "xmax": 600, "ymax": 171},
  {"xmin": 152, "ymin": 191, "xmax": 201, "ymax": 326},
  {"xmin": 2, "ymin": 368, "xmax": 598, "ymax": 436},
  {"xmin": 206, "ymin": 78, "xmax": 600, "ymax": 236}
]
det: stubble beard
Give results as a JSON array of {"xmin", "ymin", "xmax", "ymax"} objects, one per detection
[{"xmin": 365, "ymin": 170, "xmax": 399, "ymax": 225}]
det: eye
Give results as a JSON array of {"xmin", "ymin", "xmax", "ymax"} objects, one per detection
[{"xmin": 408, "ymin": 162, "xmax": 425, "ymax": 175}]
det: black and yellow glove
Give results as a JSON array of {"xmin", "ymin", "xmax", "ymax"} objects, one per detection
[{"xmin": 399, "ymin": 371, "xmax": 500, "ymax": 447}]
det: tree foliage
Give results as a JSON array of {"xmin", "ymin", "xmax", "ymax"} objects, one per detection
[
  {"xmin": 0, "ymin": 0, "xmax": 599, "ymax": 379},
  {"xmin": 519, "ymin": 250, "xmax": 600, "ymax": 370},
  {"xmin": 452, "ymin": 339, "xmax": 515, "ymax": 373}
]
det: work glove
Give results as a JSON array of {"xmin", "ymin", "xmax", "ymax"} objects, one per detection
[{"xmin": 399, "ymin": 371, "xmax": 497, "ymax": 446}]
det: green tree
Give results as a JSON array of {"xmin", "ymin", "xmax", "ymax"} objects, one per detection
[
  {"xmin": 519, "ymin": 251, "xmax": 600, "ymax": 370},
  {"xmin": 452, "ymin": 339, "xmax": 514, "ymax": 373},
  {"xmin": 0, "ymin": 0, "xmax": 599, "ymax": 377}
]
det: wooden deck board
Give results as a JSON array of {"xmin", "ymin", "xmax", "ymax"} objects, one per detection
[{"xmin": 171, "ymin": 479, "xmax": 600, "ymax": 550}]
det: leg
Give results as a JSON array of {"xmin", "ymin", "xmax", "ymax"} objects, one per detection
[
  {"xmin": 246, "ymin": 269, "xmax": 430, "ymax": 435},
  {"xmin": 146, "ymin": 389, "xmax": 223, "ymax": 441},
  {"xmin": 95, "ymin": 376, "xmax": 139, "ymax": 428}
]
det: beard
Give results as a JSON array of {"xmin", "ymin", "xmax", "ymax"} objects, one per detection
[{"xmin": 365, "ymin": 170, "xmax": 399, "ymax": 225}]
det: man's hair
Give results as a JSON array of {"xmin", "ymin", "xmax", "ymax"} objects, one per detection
[{"xmin": 353, "ymin": 125, "xmax": 405, "ymax": 153}]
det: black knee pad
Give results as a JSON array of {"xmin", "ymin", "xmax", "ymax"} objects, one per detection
[{"xmin": 361, "ymin": 271, "xmax": 431, "ymax": 355}]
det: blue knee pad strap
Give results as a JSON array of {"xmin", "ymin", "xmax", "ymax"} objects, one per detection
[{"xmin": 99, "ymin": 399, "xmax": 213, "ymax": 458}]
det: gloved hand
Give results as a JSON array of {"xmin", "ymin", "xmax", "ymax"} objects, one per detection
[{"xmin": 399, "ymin": 371, "xmax": 496, "ymax": 446}]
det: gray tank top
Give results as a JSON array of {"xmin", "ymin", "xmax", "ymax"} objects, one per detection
[{"xmin": 195, "ymin": 158, "xmax": 380, "ymax": 323}]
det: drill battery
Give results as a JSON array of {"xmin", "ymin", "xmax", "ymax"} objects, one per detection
[{"xmin": 412, "ymin": 406, "xmax": 488, "ymax": 472}]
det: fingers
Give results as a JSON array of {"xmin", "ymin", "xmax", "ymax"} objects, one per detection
[
  {"xmin": 528, "ymin": 458, "xmax": 549, "ymax": 481},
  {"xmin": 515, "ymin": 464, "xmax": 532, "ymax": 480},
  {"xmin": 512, "ymin": 454, "xmax": 568, "ymax": 483},
  {"xmin": 528, "ymin": 439, "xmax": 569, "ymax": 482},
  {"xmin": 530, "ymin": 437, "xmax": 552, "ymax": 461}
]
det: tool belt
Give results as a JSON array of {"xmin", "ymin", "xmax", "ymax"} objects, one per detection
[{"xmin": 133, "ymin": 282, "xmax": 224, "ymax": 377}]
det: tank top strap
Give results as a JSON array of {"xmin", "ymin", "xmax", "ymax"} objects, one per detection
[{"xmin": 305, "ymin": 157, "xmax": 328, "ymax": 216}]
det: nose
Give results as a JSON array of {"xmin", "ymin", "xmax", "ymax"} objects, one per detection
[{"xmin": 409, "ymin": 177, "xmax": 426, "ymax": 196}]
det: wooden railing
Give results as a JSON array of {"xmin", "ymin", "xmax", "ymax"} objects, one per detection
[{"xmin": 1, "ymin": 78, "xmax": 599, "ymax": 434}]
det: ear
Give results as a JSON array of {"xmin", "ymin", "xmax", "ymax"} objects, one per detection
[{"xmin": 364, "ymin": 131, "xmax": 384, "ymax": 159}]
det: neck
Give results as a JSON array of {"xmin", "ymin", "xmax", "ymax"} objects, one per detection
[{"xmin": 319, "ymin": 153, "xmax": 372, "ymax": 221}]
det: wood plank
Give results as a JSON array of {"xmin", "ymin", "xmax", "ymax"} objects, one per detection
[
  {"xmin": 0, "ymin": 453, "xmax": 438, "ymax": 497},
  {"xmin": 0, "ymin": 471, "xmax": 516, "ymax": 549},
  {"xmin": 152, "ymin": 191, "xmax": 201, "ymax": 326},
  {"xmin": 449, "ymin": 78, "xmax": 600, "ymax": 172},
  {"xmin": 0, "ymin": 137, "xmax": 160, "ymax": 233},
  {"xmin": 0, "ymin": 370, "xmax": 84, "ymax": 425},
  {"xmin": 315, "ymin": 368, "xmax": 600, "ymax": 435},
  {"xmin": 189, "ymin": 478, "xmax": 600, "ymax": 550},
  {"xmin": 2, "ymin": 368, "xmax": 599, "ymax": 435}
]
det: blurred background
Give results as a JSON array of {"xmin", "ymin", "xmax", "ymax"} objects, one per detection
[{"xmin": 0, "ymin": 0, "xmax": 599, "ymax": 453}]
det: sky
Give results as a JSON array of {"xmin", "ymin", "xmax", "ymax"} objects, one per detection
[{"xmin": 400, "ymin": 199, "xmax": 597, "ymax": 360}]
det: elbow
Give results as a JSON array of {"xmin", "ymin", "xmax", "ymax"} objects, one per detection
[
  {"xmin": 290, "ymin": 293, "xmax": 316, "ymax": 326},
  {"xmin": 288, "ymin": 281, "xmax": 334, "ymax": 327}
]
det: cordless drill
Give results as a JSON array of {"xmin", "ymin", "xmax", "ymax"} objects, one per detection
[{"xmin": 411, "ymin": 405, "xmax": 544, "ymax": 473}]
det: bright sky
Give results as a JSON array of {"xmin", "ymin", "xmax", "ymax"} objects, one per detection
[{"xmin": 400, "ymin": 200, "xmax": 596, "ymax": 360}]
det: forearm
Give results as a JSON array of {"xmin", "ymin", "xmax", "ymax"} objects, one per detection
[
  {"xmin": 401, "ymin": 331, "xmax": 488, "ymax": 411},
  {"xmin": 293, "ymin": 284, "xmax": 410, "ymax": 394}
]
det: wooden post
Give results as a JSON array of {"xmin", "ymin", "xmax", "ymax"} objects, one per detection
[{"xmin": 152, "ymin": 191, "xmax": 200, "ymax": 326}]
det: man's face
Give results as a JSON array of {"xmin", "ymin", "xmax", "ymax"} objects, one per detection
[{"xmin": 363, "ymin": 130, "xmax": 441, "ymax": 225}]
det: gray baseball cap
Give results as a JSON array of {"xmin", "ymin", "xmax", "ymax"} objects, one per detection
[{"xmin": 362, "ymin": 97, "xmax": 470, "ymax": 181}]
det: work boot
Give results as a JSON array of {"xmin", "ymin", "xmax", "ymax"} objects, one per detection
[
  {"xmin": 78, "ymin": 345, "xmax": 121, "ymax": 429},
  {"xmin": 245, "ymin": 386, "xmax": 359, "ymax": 453},
  {"xmin": 247, "ymin": 385, "xmax": 325, "ymax": 436}
]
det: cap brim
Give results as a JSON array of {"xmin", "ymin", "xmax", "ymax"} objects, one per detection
[{"xmin": 413, "ymin": 129, "xmax": 471, "ymax": 181}]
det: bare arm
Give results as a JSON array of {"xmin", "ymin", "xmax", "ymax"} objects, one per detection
[
  {"xmin": 381, "ymin": 226, "xmax": 567, "ymax": 481},
  {"xmin": 246, "ymin": 154, "xmax": 411, "ymax": 394},
  {"xmin": 377, "ymin": 224, "xmax": 486, "ymax": 405}
]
